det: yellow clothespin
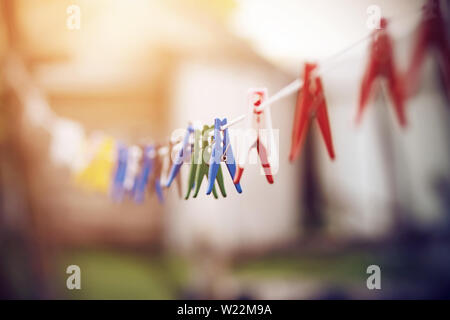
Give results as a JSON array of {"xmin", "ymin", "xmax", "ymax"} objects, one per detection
[{"xmin": 74, "ymin": 134, "xmax": 116, "ymax": 194}]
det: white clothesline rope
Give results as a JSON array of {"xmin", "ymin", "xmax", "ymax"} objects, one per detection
[
  {"xmin": 220, "ymin": 5, "xmax": 425, "ymax": 131},
  {"xmin": 220, "ymin": 30, "xmax": 374, "ymax": 131}
]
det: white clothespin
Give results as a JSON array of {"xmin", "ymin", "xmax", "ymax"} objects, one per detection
[
  {"xmin": 123, "ymin": 145, "xmax": 142, "ymax": 191},
  {"xmin": 234, "ymin": 88, "xmax": 278, "ymax": 185},
  {"xmin": 50, "ymin": 117, "xmax": 85, "ymax": 170}
]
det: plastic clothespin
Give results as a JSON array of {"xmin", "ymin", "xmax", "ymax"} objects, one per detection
[
  {"xmin": 185, "ymin": 128, "xmax": 202, "ymax": 199},
  {"xmin": 192, "ymin": 125, "xmax": 226, "ymax": 198},
  {"xmin": 91, "ymin": 137, "xmax": 116, "ymax": 193},
  {"xmin": 123, "ymin": 145, "xmax": 143, "ymax": 195},
  {"xmin": 234, "ymin": 88, "xmax": 277, "ymax": 185},
  {"xmin": 207, "ymin": 118, "xmax": 242, "ymax": 195},
  {"xmin": 75, "ymin": 135, "xmax": 115, "ymax": 194},
  {"xmin": 166, "ymin": 124, "xmax": 194, "ymax": 188},
  {"xmin": 133, "ymin": 145, "xmax": 154, "ymax": 204},
  {"xmin": 407, "ymin": 0, "xmax": 449, "ymax": 96},
  {"xmin": 147, "ymin": 146, "xmax": 164, "ymax": 204},
  {"xmin": 111, "ymin": 144, "xmax": 128, "ymax": 201},
  {"xmin": 159, "ymin": 145, "xmax": 170, "ymax": 186},
  {"xmin": 289, "ymin": 62, "xmax": 335, "ymax": 162},
  {"xmin": 166, "ymin": 140, "xmax": 182, "ymax": 198},
  {"xmin": 357, "ymin": 18, "xmax": 407, "ymax": 127}
]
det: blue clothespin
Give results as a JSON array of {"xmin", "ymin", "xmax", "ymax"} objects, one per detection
[
  {"xmin": 154, "ymin": 177, "xmax": 164, "ymax": 204},
  {"xmin": 166, "ymin": 124, "xmax": 194, "ymax": 187},
  {"xmin": 206, "ymin": 118, "xmax": 242, "ymax": 195},
  {"xmin": 111, "ymin": 144, "xmax": 128, "ymax": 201},
  {"xmin": 148, "ymin": 146, "xmax": 165, "ymax": 204},
  {"xmin": 133, "ymin": 145, "xmax": 154, "ymax": 204}
]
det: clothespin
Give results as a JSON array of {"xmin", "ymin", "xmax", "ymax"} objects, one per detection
[
  {"xmin": 147, "ymin": 145, "xmax": 165, "ymax": 204},
  {"xmin": 234, "ymin": 88, "xmax": 277, "ymax": 185},
  {"xmin": 289, "ymin": 62, "xmax": 335, "ymax": 162},
  {"xmin": 357, "ymin": 18, "xmax": 407, "ymax": 127},
  {"xmin": 159, "ymin": 145, "xmax": 170, "ymax": 186},
  {"xmin": 160, "ymin": 141, "xmax": 183, "ymax": 198},
  {"xmin": 123, "ymin": 145, "xmax": 142, "ymax": 195},
  {"xmin": 75, "ymin": 134, "xmax": 115, "ymax": 193},
  {"xmin": 166, "ymin": 124, "xmax": 194, "ymax": 188},
  {"xmin": 207, "ymin": 118, "xmax": 242, "ymax": 194},
  {"xmin": 192, "ymin": 125, "xmax": 226, "ymax": 198},
  {"xmin": 111, "ymin": 143, "xmax": 128, "ymax": 201},
  {"xmin": 73, "ymin": 131, "xmax": 104, "ymax": 177},
  {"xmin": 91, "ymin": 136, "xmax": 115, "ymax": 193},
  {"xmin": 185, "ymin": 128, "xmax": 202, "ymax": 199},
  {"xmin": 50, "ymin": 118, "xmax": 85, "ymax": 169},
  {"xmin": 407, "ymin": 0, "xmax": 449, "ymax": 96},
  {"xmin": 133, "ymin": 145, "xmax": 154, "ymax": 204}
]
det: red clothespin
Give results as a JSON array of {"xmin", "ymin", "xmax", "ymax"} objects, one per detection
[
  {"xmin": 234, "ymin": 88, "xmax": 277, "ymax": 185},
  {"xmin": 407, "ymin": 0, "xmax": 449, "ymax": 96},
  {"xmin": 289, "ymin": 62, "xmax": 335, "ymax": 162},
  {"xmin": 357, "ymin": 18, "xmax": 407, "ymax": 127}
]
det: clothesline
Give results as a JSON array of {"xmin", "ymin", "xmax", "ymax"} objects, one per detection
[
  {"xmin": 220, "ymin": 7, "xmax": 424, "ymax": 131},
  {"xmin": 220, "ymin": 30, "xmax": 373, "ymax": 131}
]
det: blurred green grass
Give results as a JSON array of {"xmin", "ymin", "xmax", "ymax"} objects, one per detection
[
  {"xmin": 233, "ymin": 253, "xmax": 375, "ymax": 286},
  {"xmin": 56, "ymin": 249, "xmax": 377, "ymax": 299},
  {"xmin": 56, "ymin": 250, "xmax": 190, "ymax": 299}
]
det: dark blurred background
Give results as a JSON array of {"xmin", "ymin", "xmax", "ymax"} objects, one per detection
[{"xmin": 0, "ymin": 0, "xmax": 449, "ymax": 299}]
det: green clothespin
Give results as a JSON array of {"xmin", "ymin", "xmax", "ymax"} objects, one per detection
[
  {"xmin": 207, "ymin": 125, "xmax": 226, "ymax": 197},
  {"xmin": 193, "ymin": 125, "xmax": 226, "ymax": 198},
  {"xmin": 214, "ymin": 162, "xmax": 226, "ymax": 197},
  {"xmin": 185, "ymin": 128, "xmax": 201, "ymax": 199}
]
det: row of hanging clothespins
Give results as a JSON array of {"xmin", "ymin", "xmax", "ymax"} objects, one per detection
[
  {"xmin": 72, "ymin": 89, "xmax": 275, "ymax": 204},
  {"xmin": 6, "ymin": 0, "xmax": 449, "ymax": 204}
]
